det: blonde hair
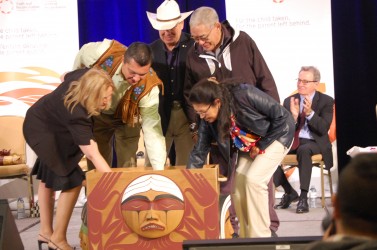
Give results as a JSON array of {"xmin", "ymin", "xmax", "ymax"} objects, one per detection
[{"xmin": 63, "ymin": 67, "xmax": 114, "ymax": 116}]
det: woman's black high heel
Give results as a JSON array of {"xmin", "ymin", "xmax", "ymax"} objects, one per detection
[{"xmin": 38, "ymin": 234, "xmax": 49, "ymax": 250}]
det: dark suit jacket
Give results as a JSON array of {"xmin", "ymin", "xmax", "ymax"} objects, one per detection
[
  {"xmin": 150, "ymin": 33, "xmax": 194, "ymax": 135},
  {"xmin": 283, "ymin": 91, "xmax": 334, "ymax": 169}
]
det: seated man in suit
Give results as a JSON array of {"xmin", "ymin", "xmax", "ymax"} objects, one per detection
[
  {"xmin": 273, "ymin": 66, "xmax": 334, "ymax": 213},
  {"xmin": 306, "ymin": 153, "xmax": 377, "ymax": 249}
]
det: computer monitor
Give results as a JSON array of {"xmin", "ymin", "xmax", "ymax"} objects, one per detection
[
  {"xmin": 0, "ymin": 200, "xmax": 24, "ymax": 250},
  {"xmin": 182, "ymin": 236, "xmax": 322, "ymax": 250}
]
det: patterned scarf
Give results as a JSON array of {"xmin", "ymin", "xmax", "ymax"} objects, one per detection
[{"xmin": 229, "ymin": 115, "xmax": 260, "ymax": 152}]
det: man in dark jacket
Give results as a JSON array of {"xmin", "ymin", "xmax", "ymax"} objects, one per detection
[
  {"xmin": 184, "ymin": 6, "xmax": 281, "ymax": 236},
  {"xmin": 273, "ymin": 66, "xmax": 334, "ymax": 213},
  {"xmin": 147, "ymin": 0, "xmax": 194, "ymax": 166}
]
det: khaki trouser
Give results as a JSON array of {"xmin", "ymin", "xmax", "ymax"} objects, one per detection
[
  {"xmin": 144, "ymin": 103, "xmax": 193, "ymax": 167},
  {"xmin": 165, "ymin": 104, "xmax": 193, "ymax": 166},
  {"xmin": 87, "ymin": 113, "xmax": 141, "ymax": 170},
  {"xmin": 232, "ymin": 140, "xmax": 290, "ymax": 237}
]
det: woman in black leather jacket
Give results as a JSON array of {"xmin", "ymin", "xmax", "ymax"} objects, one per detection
[{"xmin": 187, "ymin": 78, "xmax": 295, "ymax": 238}]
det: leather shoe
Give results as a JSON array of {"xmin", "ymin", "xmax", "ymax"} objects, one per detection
[
  {"xmin": 231, "ymin": 233, "xmax": 239, "ymax": 238},
  {"xmin": 271, "ymin": 230, "xmax": 278, "ymax": 238},
  {"xmin": 274, "ymin": 190, "xmax": 299, "ymax": 209},
  {"xmin": 296, "ymin": 197, "xmax": 309, "ymax": 213}
]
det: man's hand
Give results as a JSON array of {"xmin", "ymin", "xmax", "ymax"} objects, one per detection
[
  {"xmin": 302, "ymin": 96, "xmax": 313, "ymax": 115},
  {"xmin": 290, "ymin": 97, "xmax": 300, "ymax": 120}
]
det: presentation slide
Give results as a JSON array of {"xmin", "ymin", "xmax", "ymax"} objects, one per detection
[
  {"xmin": 0, "ymin": 0, "xmax": 79, "ymax": 117},
  {"xmin": 225, "ymin": 0, "xmax": 334, "ymax": 101}
]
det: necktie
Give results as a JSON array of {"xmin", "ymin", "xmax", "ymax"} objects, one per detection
[{"xmin": 291, "ymin": 111, "xmax": 306, "ymax": 150}]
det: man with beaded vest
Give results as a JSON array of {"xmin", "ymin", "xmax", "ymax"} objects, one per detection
[{"xmin": 73, "ymin": 40, "xmax": 166, "ymax": 170}]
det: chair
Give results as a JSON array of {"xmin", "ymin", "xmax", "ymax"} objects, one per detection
[
  {"xmin": 280, "ymin": 154, "xmax": 333, "ymax": 207},
  {"xmin": 0, "ymin": 116, "xmax": 34, "ymax": 211}
]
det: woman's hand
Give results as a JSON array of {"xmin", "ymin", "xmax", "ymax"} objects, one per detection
[
  {"xmin": 249, "ymin": 146, "xmax": 260, "ymax": 159},
  {"xmin": 192, "ymin": 133, "xmax": 198, "ymax": 143},
  {"xmin": 249, "ymin": 146, "xmax": 265, "ymax": 159},
  {"xmin": 79, "ymin": 140, "xmax": 112, "ymax": 172}
]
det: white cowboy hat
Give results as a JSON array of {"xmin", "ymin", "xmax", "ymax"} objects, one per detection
[{"xmin": 146, "ymin": 0, "xmax": 193, "ymax": 30}]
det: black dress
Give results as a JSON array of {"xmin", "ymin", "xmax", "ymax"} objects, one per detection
[{"xmin": 23, "ymin": 68, "xmax": 94, "ymax": 191}]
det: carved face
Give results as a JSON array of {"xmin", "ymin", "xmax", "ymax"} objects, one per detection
[{"xmin": 121, "ymin": 175, "xmax": 185, "ymax": 238}]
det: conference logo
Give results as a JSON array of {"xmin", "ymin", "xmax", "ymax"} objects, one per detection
[{"xmin": 0, "ymin": 0, "xmax": 13, "ymax": 14}]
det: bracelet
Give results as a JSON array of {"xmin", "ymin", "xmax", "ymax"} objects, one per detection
[{"xmin": 189, "ymin": 122, "xmax": 197, "ymax": 132}]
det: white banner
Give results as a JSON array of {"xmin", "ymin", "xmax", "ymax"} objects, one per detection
[
  {"xmin": 0, "ymin": 0, "xmax": 79, "ymax": 117},
  {"xmin": 225, "ymin": 0, "xmax": 334, "ymax": 101}
]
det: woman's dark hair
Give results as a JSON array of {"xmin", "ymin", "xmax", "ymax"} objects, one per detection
[{"xmin": 189, "ymin": 78, "xmax": 240, "ymax": 141}]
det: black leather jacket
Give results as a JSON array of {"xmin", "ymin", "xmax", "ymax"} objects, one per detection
[{"xmin": 188, "ymin": 83, "xmax": 295, "ymax": 170}]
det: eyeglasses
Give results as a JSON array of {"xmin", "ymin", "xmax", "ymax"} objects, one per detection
[
  {"xmin": 296, "ymin": 78, "xmax": 318, "ymax": 84},
  {"xmin": 191, "ymin": 26, "xmax": 214, "ymax": 42},
  {"xmin": 195, "ymin": 104, "xmax": 212, "ymax": 116}
]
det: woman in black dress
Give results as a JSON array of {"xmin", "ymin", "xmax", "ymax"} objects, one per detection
[{"xmin": 23, "ymin": 67, "xmax": 114, "ymax": 250}]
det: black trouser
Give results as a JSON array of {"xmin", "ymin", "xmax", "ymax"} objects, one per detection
[{"xmin": 274, "ymin": 138, "xmax": 321, "ymax": 192}]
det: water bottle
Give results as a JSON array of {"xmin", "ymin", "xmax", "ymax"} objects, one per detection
[
  {"xmin": 309, "ymin": 186, "xmax": 317, "ymax": 208},
  {"xmin": 17, "ymin": 197, "xmax": 26, "ymax": 219}
]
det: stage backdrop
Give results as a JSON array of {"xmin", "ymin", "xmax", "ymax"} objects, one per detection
[
  {"xmin": 0, "ymin": 1, "xmax": 79, "ymax": 173},
  {"xmin": 77, "ymin": 0, "xmax": 226, "ymax": 47},
  {"xmin": 0, "ymin": 1, "xmax": 78, "ymax": 117},
  {"xmin": 75, "ymin": 0, "xmax": 377, "ymax": 172},
  {"xmin": 225, "ymin": 0, "xmax": 334, "ymax": 101}
]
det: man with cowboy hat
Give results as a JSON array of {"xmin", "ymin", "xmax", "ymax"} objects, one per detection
[{"xmin": 147, "ymin": 0, "xmax": 195, "ymax": 167}]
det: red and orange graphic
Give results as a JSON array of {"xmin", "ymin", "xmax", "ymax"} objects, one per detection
[{"xmin": 0, "ymin": 67, "xmax": 61, "ymax": 116}]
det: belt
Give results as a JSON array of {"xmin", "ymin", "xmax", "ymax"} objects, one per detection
[{"xmin": 172, "ymin": 101, "xmax": 182, "ymax": 110}]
